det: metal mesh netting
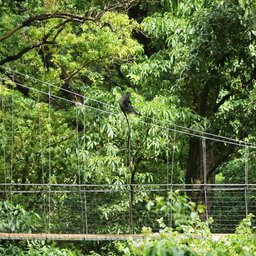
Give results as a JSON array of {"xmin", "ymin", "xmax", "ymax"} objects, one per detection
[{"xmin": 0, "ymin": 184, "xmax": 255, "ymax": 235}]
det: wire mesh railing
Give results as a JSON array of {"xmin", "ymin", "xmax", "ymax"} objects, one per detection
[{"xmin": 0, "ymin": 183, "xmax": 255, "ymax": 235}]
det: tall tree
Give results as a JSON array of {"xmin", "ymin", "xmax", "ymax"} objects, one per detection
[{"xmin": 124, "ymin": 0, "xmax": 256, "ymax": 188}]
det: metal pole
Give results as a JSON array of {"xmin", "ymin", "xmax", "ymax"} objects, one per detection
[
  {"xmin": 166, "ymin": 129, "xmax": 171, "ymax": 227},
  {"xmin": 83, "ymin": 187, "xmax": 88, "ymax": 234},
  {"xmin": 1, "ymin": 86, "xmax": 7, "ymax": 199},
  {"xmin": 76, "ymin": 108, "xmax": 85, "ymax": 234},
  {"xmin": 202, "ymin": 138, "xmax": 208, "ymax": 220},
  {"xmin": 48, "ymin": 85, "xmax": 51, "ymax": 233},
  {"xmin": 83, "ymin": 104, "xmax": 89, "ymax": 234},
  {"xmin": 10, "ymin": 73, "xmax": 15, "ymax": 201},
  {"xmin": 124, "ymin": 115, "xmax": 133, "ymax": 233},
  {"xmin": 166, "ymin": 129, "xmax": 170, "ymax": 188},
  {"xmin": 168, "ymin": 126, "xmax": 176, "ymax": 228},
  {"xmin": 129, "ymin": 184, "xmax": 133, "ymax": 233},
  {"xmin": 244, "ymin": 146, "xmax": 249, "ymax": 217}
]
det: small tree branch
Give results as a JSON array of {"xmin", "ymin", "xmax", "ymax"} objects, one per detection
[{"xmin": 62, "ymin": 64, "xmax": 86, "ymax": 83}]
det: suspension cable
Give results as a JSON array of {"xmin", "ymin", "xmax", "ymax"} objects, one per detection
[
  {"xmin": 0, "ymin": 75, "xmax": 255, "ymax": 149},
  {"xmin": 1, "ymin": 67, "xmax": 256, "ymax": 148}
]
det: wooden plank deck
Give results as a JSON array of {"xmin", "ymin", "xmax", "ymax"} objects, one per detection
[
  {"xmin": 0, "ymin": 233, "xmax": 143, "ymax": 241},
  {"xmin": 0, "ymin": 233, "xmax": 233, "ymax": 241}
]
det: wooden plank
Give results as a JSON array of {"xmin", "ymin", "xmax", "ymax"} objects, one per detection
[
  {"xmin": 0, "ymin": 233, "xmax": 143, "ymax": 241},
  {"xmin": 0, "ymin": 232, "xmax": 234, "ymax": 241}
]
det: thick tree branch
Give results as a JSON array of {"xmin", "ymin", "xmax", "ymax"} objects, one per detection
[
  {"xmin": 46, "ymin": 133, "xmax": 76, "ymax": 148},
  {"xmin": 214, "ymin": 93, "xmax": 231, "ymax": 112},
  {"xmin": 0, "ymin": 12, "xmax": 97, "ymax": 43},
  {"xmin": 62, "ymin": 64, "xmax": 86, "ymax": 83},
  {"xmin": 0, "ymin": 19, "xmax": 67, "ymax": 66},
  {"xmin": 0, "ymin": 39, "xmax": 55, "ymax": 66},
  {"xmin": 206, "ymin": 148, "xmax": 234, "ymax": 180},
  {"xmin": 60, "ymin": 66, "xmax": 85, "ymax": 106},
  {"xmin": 212, "ymin": 68, "xmax": 256, "ymax": 114},
  {"xmin": 0, "ymin": 0, "xmax": 136, "ymax": 44},
  {"xmin": 200, "ymin": 84, "xmax": 210, "ymax": 116},
  {"xmin": 242, "ymin": 67, "xmax": 256, "ymax": 88}
]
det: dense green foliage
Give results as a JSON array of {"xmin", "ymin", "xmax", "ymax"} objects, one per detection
[
  {"xmin": 123, "ymin": 193, "xmax": 256, "ymax": 256},
  {"xmin": 1, "ymin": 0, "xmax": 256, "ymax": 185},
  {"xmin": 1, "ymin": 0, "xmax": 256, "ymax": 255},
  {"xmin": 0, "ymin": 201, "xmax": 82, "ymax": 255}
]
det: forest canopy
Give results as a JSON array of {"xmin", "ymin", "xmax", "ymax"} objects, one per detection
[
  {"xmin": 1, "ymin": 0, "xmax": 256, "ymax": 255},
  {"xmin": 1, "ymin": 0, "xmax": 256, "ymax": 186}
]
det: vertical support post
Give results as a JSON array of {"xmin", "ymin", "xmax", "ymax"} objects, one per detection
[
  {"xmin": 82, "ymin": 101, "xmax": 89, "ymax": 234},
  {"xmin": 166, "ymin": 128, "xmax": 171, "ymax": 227},
  {"xmin": 129, "ymin": 184, "xmax": 134, "ymax": 233},
  {"xmin": 244, "ymin": 146, "xmax": 249, "ymax": 217},
  {"xmin": 166, "ymin": 129, "xmax": 170, "ymax": 188},
  {"xmin": 84, "ymin": 186, "xmax": 89, "ymax": 234},
  {"xmin": 1, "ymin": 84, "xmax": 7, "ymax": 199},
  {"xmin": 202, "ymin": 137, "xmax": 208, "ymax": 220},
  {"xmin": 171, "ymin": 126, "xmax": 176, "ymax": 188},
  {"xmin": 76, "ymin": 108, "xmax": 86, "ymax": 234},
  {"xmin": 48, "ymin": 84, "xmax": 51, "ymax": 233},
  {"xmin": 38, "ymin": 93, "xmax": 47, "ymax": 232},
  {"xmin": 10, "ymin": 73, "xmax": 15, "ymax": 202},
  {"xmin": 124, "ymin": 114, "xmax": 133, "ymax": 233},
  {"xmin": 167, "ymin": 126, "xmax": 176, "ymax": 228}
]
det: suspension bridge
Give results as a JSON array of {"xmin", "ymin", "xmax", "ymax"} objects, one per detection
[
  {"xmin": 0, "ymin": 183, "xmax": 256, "ymax": 240},
  {"xmin": 0, "ymin": 67, "xmax": 256, "ymax": 241}
]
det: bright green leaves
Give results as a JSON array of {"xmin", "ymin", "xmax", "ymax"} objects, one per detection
[
  {"xmin": 147, "ymin": 191, "xmax": 210, "ymax": 233},
  {"xmin": 0, "ymin": 87, "xmax": 77, "ymax": 184},
  {"xmin": 0, "ymin": 2, "xmax": 144, "ymax": 93},
  {"xmin": 142, "ymin": 14, "xmax": 174, "ymax": 41},
  {"xmin": 48, "ymin": 11, "xmax": 143, "ymax": 89},
  {"xmin": 0, "ymin": 199, "xmax": 82, "ymax": 255},
  {"xmin": 124, "ymin": 193, "xmax": 256, "ymax": 256},
  {"xmin": 0, "ymin": 201, "xmax": 40, "ymax": 233},
  {"xmin": 58, "ymin": 88, "xmax": 187, "ymax": 185},
  {"xmin": 123, "ymin": 57, "xmax": 173, "ymax": 87},
  {"xmin": 236, "ymin": 213, "xmax": 256, "ymax": 235}
]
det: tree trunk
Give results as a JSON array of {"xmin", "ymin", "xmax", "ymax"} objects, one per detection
[{"xmin": 185, "ymin": 137, "xmax": 216, "ymax": 210}]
